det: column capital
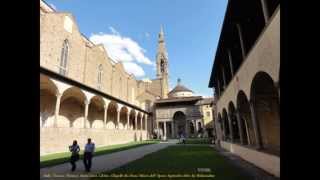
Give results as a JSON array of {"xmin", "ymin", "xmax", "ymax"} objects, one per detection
[
  {"xmin": 118, "ymin": 103, "xmax": 124, "ymax": 110},
  {"xmin": 56, "ymin": 92, "xmax": 62, "ymax": 98},
  {"xmin": 103, "ymin": 98, "xmax": 111, "ymax": 106},
  {"xmin": 84, "ymin": 99, "xmax": 90, "ymax": 105}
]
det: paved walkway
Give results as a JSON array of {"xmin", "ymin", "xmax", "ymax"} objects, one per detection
[
  {"xmin": 212, "ymin": 145, "xmax": 280, "ymax": 180},
  {"xmin": 40, "ymin": 140, "xmax": 178, "ymax": 179}
]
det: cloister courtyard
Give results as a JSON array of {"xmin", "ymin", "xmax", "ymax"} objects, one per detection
[{"xmin": 40, "ymin": 0, "xmax": 280, "ymax": 179}]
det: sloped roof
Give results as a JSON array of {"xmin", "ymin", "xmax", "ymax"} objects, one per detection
[
  {"xmin": 155, "ymin": 96, "xmax": 202, "ymax": 104},
  {"xmin": 195, "ymin": 97, "xmax": 214, "ymax": 105}
]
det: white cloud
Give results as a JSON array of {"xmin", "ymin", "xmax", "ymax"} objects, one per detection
[
  {"xmin": 122, "ymin": 62, "xmax": 145, "ymax": 77},
  {"xmin": 90, "ymin": 27, "xmax": 153, "ymax": 65},
  {"xmin": 49, "ymin": 3, "xmax": 57, "ymax": 11}
]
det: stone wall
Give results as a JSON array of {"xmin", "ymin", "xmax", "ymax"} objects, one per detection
[
  {"xmin": 40, "ymin": 128, "xmax": 148, "ymax": 155},
  {"xmin": 40, "ymin": 11, "xmax": 157, "ymax": 111},
  {"xmin": 155, "ymin": 105, "xmax": 202, "ymax": 121},
  {"xmin": 201, "ymin": 104, "xmax": 213, "ymax": 128}
]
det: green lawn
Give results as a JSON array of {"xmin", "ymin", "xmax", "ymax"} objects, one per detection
[
  {"xmin": 40, "ymin": 140, "xmax": 159, "ymax": 168},
  {"xmin": 92, "ymin": 145, "xmax": 252, "ymax": 180},
  {"xmin": 177, "ymin": 138, "xmax": 213, "ymax": 144}
]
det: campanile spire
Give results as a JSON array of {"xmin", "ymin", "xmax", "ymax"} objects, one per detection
[{"xmin": 156, "ymin": 25, "xmax": 169, "ymax": 98}]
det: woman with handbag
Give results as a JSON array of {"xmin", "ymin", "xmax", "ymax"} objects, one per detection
[{"xmin": 69, "ymin": 140, "xmax": 80, "ymax": 172}]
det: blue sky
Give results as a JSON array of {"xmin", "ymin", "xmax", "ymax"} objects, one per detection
[{"xmin": 45, "ymin": 0, "xmax": 228, "ymax": 97}]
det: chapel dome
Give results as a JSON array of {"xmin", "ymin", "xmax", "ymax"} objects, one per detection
[{"xmin": 168, "ymin": 79, "xmax": 194, "ymax": 98}]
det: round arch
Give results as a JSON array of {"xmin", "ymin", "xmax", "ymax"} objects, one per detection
[
  {"xmin": 119, "ymin": 106, "xmax": 128, "ymax": 129},
  {"xmin": 129, "ymin": 109, "xmax": 136, "ymax": 130},
  {"xmin": 106, "ymin": 101, "xmax": 118, "ymax": 129},
  {"xmin": 236, "ymin": 90, "xmax": 254, "ymax": 146},
  {"xmin": 228, "ymin": 101, "xmax": 240, "ymax": 142},
  {"xmin": 190, "ymin": 121, "xmax": 195, "ymax": 135},
  {"xmin": 137, "ymin": 112, "xmax": 142, "ymax": 130},
  {"xmin": 217, "ymin": 113, "xmax": 224, "ymax": 139},
  {"xmin": 250, "ymin": 72, "xmax": 280, "ymax": 155},
  {"xmin": 88, "ymin": 96, "xmax": 105, "ymax": 129},
  {"xmin": 40, "ymin": 75, "xmax": 58, "ymax": 127},
  {"xmin": 59, "ymin": 87, "xmax": 86, "ymax": 128},
  {"xmin": 173, "ymin": 111, "xmax": 187, "ymax": 137},
  {"xmin": 222, "ymin": 108, "xmax": 230, "ymax": 141}
]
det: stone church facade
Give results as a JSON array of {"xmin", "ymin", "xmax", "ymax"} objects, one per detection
[{"xmin": 40, "ymin": 0, "xmax": 214, "ymax": 155}]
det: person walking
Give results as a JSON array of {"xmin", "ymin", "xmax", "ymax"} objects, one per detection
[
  {"xmin": 69, "ymin": 140, "xmax": 80, "ymax": 172},
  {"xmin": 83, "ymin": 138, "xmax": 95, "ymax": 172}
]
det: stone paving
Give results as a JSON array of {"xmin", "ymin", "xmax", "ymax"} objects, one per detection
[
  {"xmin": 40, "ymin": 140, "xmax": 178, "ymax": 179},
  {"xmin": 212, "ymin": 145, "xmax": 280, "ymax": 180}
]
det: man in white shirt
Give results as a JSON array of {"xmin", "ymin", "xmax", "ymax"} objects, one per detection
[{"xmin": 83, "ymin": 138, "xmax": 95, "ymax": 172}]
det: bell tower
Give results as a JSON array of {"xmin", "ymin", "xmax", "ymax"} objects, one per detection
[{"xmin": 156, "ymin": 25, "xmax": 169, "ymax": 98}]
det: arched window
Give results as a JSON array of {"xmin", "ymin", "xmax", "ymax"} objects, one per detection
[
  {"xmin": 97, "ymin": 64, "xmax": 103, "ymax": 89},
  {"xmin": 59, "ymin": 39, "xmax": 69, "ymax": 75}
]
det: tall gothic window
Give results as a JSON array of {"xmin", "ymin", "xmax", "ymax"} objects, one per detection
[
  {"xmin": 97, "ymin": 64, "xmax": 103, "ymax": 89},
  {"xmin": 59, "ymin": 39, "xmax": 69, "ymax": 75}
]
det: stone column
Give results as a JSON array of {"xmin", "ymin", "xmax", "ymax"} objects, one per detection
[
  {"xmin": 135, "ymin": 113, "xmax": 138, "ymax": 130},
  {"xmin": 236, "ymin": 23, "xmax": 246, "ymax": 60},
  {"xmin": 103, "ymin": 105, "xmax": 108, "ymax": 129},
  {"xmin": 249, "ymin": 100, "xmax": 262, "ymax": 149},
  {"xmin": 260, "ymin": 0, "xmax": 269, "ymax": 24},
  {"xmin": 84, "ymin": 99, "xmax": 89, "ymax": 128},
  {"xmin": 235, "ymin": 109, "xmax": 244, "ymax": 145},
  {"xmin": 227, "ymin": 114, "xmax": 234, "ymax": 142},
  {"xmin": 144, "ymin": 114, "xmax": 148, "ymax": 132},
  {"xmin": 163, "ymin": 121, "xmax": 167, "ymax": 140},
  {"xmin": 156, "ymin": 121, "xmax": 159, "ymax": 138},
  {"xmin": 227, "ymin": 49, "xmax": 234, "ymax": 77},
  {"xmin": 54, "ymin": 92, "xmax": 62, "ymax": 128}
]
